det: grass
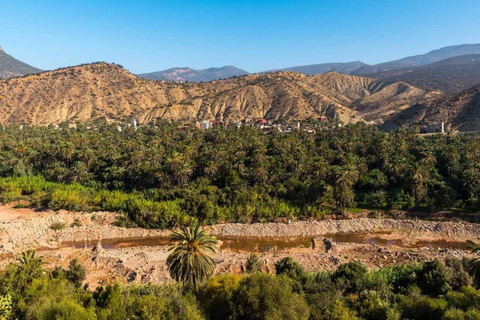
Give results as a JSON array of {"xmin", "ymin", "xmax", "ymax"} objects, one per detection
[{"xmin": 49, "ymin": 222, "xmax": 66, "ymax": 231}]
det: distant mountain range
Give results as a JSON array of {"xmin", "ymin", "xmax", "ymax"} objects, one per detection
[
  {"xmin": 137, "ymin": 43, "xmax": 480, "ymax": 92},
  {"xmin": 0, "ymin": 47, "xmax": 41, "ymax": 79},
  {"xmin": 270, "ymin": 61, "xmax": 367, "ymax": 75},
  {"xmin": 138, "ymin": 66, "xmax": 249, "ymax": 82},
  {"xmin": 364, "ymin": 54, "xmax": 480, "ymax": 94},
  {"xmin": 352, "ymin": 43, "xmax": 480, "ymax": 75}
]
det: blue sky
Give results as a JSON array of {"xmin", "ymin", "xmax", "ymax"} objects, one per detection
[{"xmin": 2, "ymin": 0, "xmax": 480, "ymax": 73}]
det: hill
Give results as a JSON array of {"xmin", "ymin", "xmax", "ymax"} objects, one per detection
[
  {"xmin": 0, "ymin": 63, "xmax": 428, "ymax": 126},
  {"xmin": 352, "ymin": 43, "xmax": 480, "ymax": 75},
  {"xmin": 365, "ymin": 54, "xmax": 480, "ymax": 94},
  {"xmin": 380, "ymin": 83, "xmax": 480, "ymax": 131},
  {"xmin": 272, "ymin": 61, "xmax": 367, "ymax": 75},
  {"xmin": 0, "ymin": 46, "xmax": 41, "ymax": 79},
  {"xmin": 138, "ymin": 66, "xmax": 249, "ymax": 82}
]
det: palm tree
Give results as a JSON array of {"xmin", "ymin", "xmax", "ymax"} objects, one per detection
[
  {"xmin": 166, "ymin": 224, "xmax": 218, "ymax": 289},
  {"xmin": 467, "ymin": 239, "xmax": 480, "ymax": 281},
  {"xmin": 16, "ymin": 250, "xmax": 44, "ymax": 290}
]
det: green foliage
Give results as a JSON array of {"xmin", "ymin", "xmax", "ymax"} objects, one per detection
[
  {"xmin": 399, "ymin": 287, "xmax": 447, "ymax": 320},
  {"xmin": 275, "ymin": 257, "xmax": 306, "ymax": 281},
  {"xmin": 417, "ymin": 259, "xmax": 452, "ymax": 296},
  {"xmin": 0, "ymin": 123, "xmax": 479, "ymax": 226},
  {"xmin": 94, "ymin": 284, "xmax": 204, "ymax": 320},
  {"xmin": 0, "ymin": 294, "xmax": 12, "ymax": 320},
  {"xmin": 167, "ymin": 224, "xmax": 218, "ymax": 289},
  {"xmin": 230, "ymin": 273, "xmax": 310, "ymax": 320},
  {"xmin": 0, "ymin": 256, "xmax": 480, "ymax": 319},
  {"xmin": 198, "ymin": 274, "xmax": 241, "ymax": 320},
  {"xmin": 332, "ymin": 261, "xmax": 368, "ymax": 294},
  {"xmin": 245, "ymin": 253, "xmax": 263, "ymax": 273},
  {"xmin": 49, "ymin": 222, "xmax": 66, "ymax": 231}
]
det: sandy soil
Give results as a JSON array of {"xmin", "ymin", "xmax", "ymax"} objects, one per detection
[
  {"xmin": 0, "ymin": 205, "xmax": 34, "ymax": 222},
  {"xmin": 0, "ymin": 206, "xmax": 479, "ymax": 287}
]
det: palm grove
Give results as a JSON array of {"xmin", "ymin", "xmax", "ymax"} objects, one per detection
[{"xmin": 1, "ymin": 122, "xmax": 480, "ymax": 226}]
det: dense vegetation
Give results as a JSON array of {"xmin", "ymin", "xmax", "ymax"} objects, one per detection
[
  {"xmin": 1, "ymin": 122, "xmax": 480, "ymax": 227},
  {"xmin": 2, "ymin": 250, "xmax": 480, "ymax": 320}
]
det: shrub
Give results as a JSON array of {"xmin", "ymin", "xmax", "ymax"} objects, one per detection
[
  {"xmin": 331, "ymin": 261, "xmax": 368, "ymax": 294},
  {"xmin": 445, "ymin": 258, "xmax": 473, "ymax": 290},
  {"xmin": 399, "ymin": 291, "xmax": 447, "ymax": 320},
  {"xmin": 70, "ymin": 219, "xmax": 82, "ymax": 228},
  {"xmin": 65, "ymin": 259, "xmax": 86, "ymax": 288},
  {"xmin": 417, "ymin": 259, "xmax": 452, "ymax": 296},
  {"xmin": 245, "ymin": 253, "xmax": 263, "ymax": 273},
  {"xmin": 198, "ymin": 274, "xmax": 241, "ymax": 320},
  {"xmin": 50, "ymin": 222, "xmax": 66, "ymax": 231},
  {"xmin": 275, "ymin": 257, "xmax": 306, "ymax": 281},
  {"xmin": 446, "ymin": 286, "xmax": 480, "ymax": 311},
  {"xmin": 230, "ymin": 273, "xmax": 310, "ymax": 320}
]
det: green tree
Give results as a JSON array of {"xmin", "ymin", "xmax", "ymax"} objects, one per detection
[
  {"xmin": 166, "ymin": 224, "xmax": 217, "ymax": 289},
  {"xmin": 230, "ymin": 273, "xmax": 310, "ymax": 320}
]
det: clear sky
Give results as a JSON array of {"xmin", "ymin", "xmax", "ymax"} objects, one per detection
[{"xmin": 2, "ymin": 0, "xmax": 480, "ymax": 74}]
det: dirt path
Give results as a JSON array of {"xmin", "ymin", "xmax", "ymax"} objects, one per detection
[{"xmin": 0, "ymin": 205, "xmax": 33, "ymax": 222}]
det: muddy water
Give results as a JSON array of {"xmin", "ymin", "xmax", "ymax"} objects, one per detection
[{"xmin": 54, "ymin": 231, "xmax": 470, "ymax": 252}]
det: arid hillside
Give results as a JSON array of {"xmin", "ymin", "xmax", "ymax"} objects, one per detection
[
  {"xmin": 0, "ymin": 62, "xmax": 429, "ymax": 126},
  {"xmin": 381, "ymin": 83, "xmax": 480, "ymax": 131}
]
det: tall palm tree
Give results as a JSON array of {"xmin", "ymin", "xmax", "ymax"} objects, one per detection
[
  {"xmin": 167, "ymin": 224, "xmax": 218, "ymax": 289},
  {"xmin": 467, "ymin": 239, "xmax": 480, "ymax": 281}
]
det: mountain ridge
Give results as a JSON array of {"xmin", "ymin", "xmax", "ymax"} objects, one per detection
[
  {"xmin": 364, "ymin": 54, "xmax": 480, "ymax": 94},
  {"xmin": 138, "ymin": 65, "xmax": 249, "ymax": 82},
  {"xmin": 0, "ymin": 47, "xmax": 41, "ymax": 79},
  {"xmin": 352, "ymin": 43, "xmax": 480, "ymax": 75},
  {"xmin": 0, "ymin": 63, "xmax": 428, "ymax": 126}
]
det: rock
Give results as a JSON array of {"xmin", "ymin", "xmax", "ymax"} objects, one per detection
[{"xmin": 323, "ymin": 238, "xmax": 334, "ymax": 252}]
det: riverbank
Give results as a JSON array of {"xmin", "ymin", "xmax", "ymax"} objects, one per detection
[{"xmin": 0, "ymin": 206, "xmax": 479, "ymax": 287}]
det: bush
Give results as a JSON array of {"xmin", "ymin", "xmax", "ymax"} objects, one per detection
[
  {"xmin": 399, "ymin": 288, "xmax": 447, "ymax": 320},
  {"xmin": 446, "ymin": 286, "xmax": 480, "ymax": 311},
  {"xmin": 331, "ymin": 261, "xmax": 368, "ymax": 294},
  {"xmin": 245, "ymin": 253, "xmax": 263, "ymax": 273},
  {"xmin": 275, "ymin": 257, "xmax": 306, "ymax": 281},
  {"xmin": 445, "ymin": 258, "xmax": 473, "ymax": 290},
  {"xmin": 230, "ymin": 273, "xmax": 310, "ymax": 320},
  {"xmin": 417, "ymin": 259, "xmax": 452, "ymax": 296},
  {"xmin": 50, "ymin": 222, "xmax": 66, "ymax": 231},
  {"xmin": 198, "ymin": 274, "xmax": 241, "ymax": 320},
  {"xmin": 65, "ymin": 259, "xmax": 86, "ymax": 288}
]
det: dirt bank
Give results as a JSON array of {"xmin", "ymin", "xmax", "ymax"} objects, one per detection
[{"xmin": 0, "ymin": 207, "xmax": 479, "ymax": 287}]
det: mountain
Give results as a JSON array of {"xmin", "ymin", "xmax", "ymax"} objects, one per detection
[
  {"xmin": 0, "ymin": 63, "xmax": 428, "ymax": 126},
  {"xmin": 365, "ymin": 54, "xmax": 480, "ymax": 94},
  {"xmin": 273, "ymin": 61, "xmax": 367, "ymax": 75},
  {"xmin": 0, "ymin": 47, "xmax": 41, "ymax": 79},
  {"xmin": 380, "ymin": 83, "xmax": 480, "ymax": 132},
  {"xmin": 352, "ymin": 43, "xmax": 480, "ymax": 75},
  {"xmin": 138, "ymin": 66, "xmax": 249, "ymax": 82}
]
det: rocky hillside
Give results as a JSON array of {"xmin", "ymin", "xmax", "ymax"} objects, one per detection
[
  {"xmin": 365, "ymin": 54, "xmax": 480, "ymax": 94},
  {"xmin": 0, "ymin": 63, "xmax": 429, "ymax": 126},
  {"xmin": 0, "ymin": 47, "xmax": 41, "ymax": 79},
  {"xmin": 380, "ymin": 83, "xmax": 480, "ymax": 132},
  {"xmin": 138, "ymin": 66, "xmax": 248, "ymax": 82}
]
